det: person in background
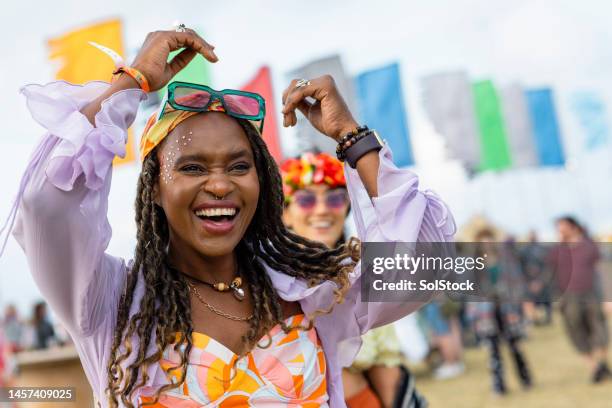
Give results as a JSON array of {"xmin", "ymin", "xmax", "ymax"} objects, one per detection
[
  {"xmin": 520, "ymin": 231, "xmax": 553, "ymax": 325},
  {"xmin": 467, "ymin": 229, "xmax": 532, "ymax": 395},
  {"xmin": 420, "ymin": 301, "xmax": 465, "ymax": 380},
  {"xmin": 551, "ymin": 216, "xmax": 610, "ymax": 383},
  {"xmin": 30, "ymin": 302, "xmax": 56, "ymax": 350},
  {"xmin": 2, "ymin": 305, "xmax": 23, "ymax": 352},
  {"xmin": 281, "ymin": 151, "xmax": 426, "ymax": 408}
]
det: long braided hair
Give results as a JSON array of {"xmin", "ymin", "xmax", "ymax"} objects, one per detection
[{"xmin": 105, "ymin": 117, "xmax": 360, "ymax": 407}]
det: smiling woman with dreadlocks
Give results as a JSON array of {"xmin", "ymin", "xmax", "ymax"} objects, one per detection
[{"xmin": 5, "ymin": 27, "xmax": 455, "ymax": 407}]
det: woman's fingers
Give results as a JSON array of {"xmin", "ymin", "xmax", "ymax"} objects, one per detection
[
  {"xmin": 167, "ymin": 47, "xmax": 197, "ymax": 77},
  {"xmin": 296, "ymin": 99, "xmax": 314, "ymax": 118},
  {"xmin": 282, "ymin": 76, "xmax": 329, "ymax": 115},
  {"xmin": 282, "ymin": 78, "xmax": 324, "ymax": 127},
  {"xmin": 166, "ymin": 30, "xmax": 218, "ymax": 62}
]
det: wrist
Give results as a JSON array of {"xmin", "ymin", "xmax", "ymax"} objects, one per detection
[
  {"xmin": 336, "ymin": 120, "xmax": 360, "ymax": 141},
  {"xmin": 110, "ymin": 73, "xmax": 142, "ymax": 92}
]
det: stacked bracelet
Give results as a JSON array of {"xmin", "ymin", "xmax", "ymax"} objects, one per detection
[
  {"xmin": 112, "ymin": 66, "xmax": 151, "ymax": 92},
  {"xmin": 336, "ymin": 125, "xmax": 369, "ymax": 161},
  {"xmin": 336, "ymin": 126, "xmax": 384, "ymax": 168}
]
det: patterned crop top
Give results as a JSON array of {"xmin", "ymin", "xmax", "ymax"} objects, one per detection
[{"xmin": 139, "ymin": 314, "xmax": 328, "ymax": 407}]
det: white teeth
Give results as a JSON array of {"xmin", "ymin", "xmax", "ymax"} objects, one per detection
[
  {"xmin": 194, "ymin": 208, "xmax": 236, "ymax": 217},
  {"xmin": 310, "ymin": 220, "xmax": 332, "ymax": 228}
]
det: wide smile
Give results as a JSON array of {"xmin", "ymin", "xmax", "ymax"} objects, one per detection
[
  {"xmin": 308, "ymin": 219, "xmax": 334, "ymax": 232},
  {"xmin": 193, "ymin": 205, "xmax": 241, "ymax": 235}
]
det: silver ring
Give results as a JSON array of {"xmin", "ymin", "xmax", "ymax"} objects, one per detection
[
  {"xmin": 175, "ymin": 23, "xmax": 187, "ymax": 33},
  {"xmin": 295, "ymin": 79, "xmax": 311, "ymax": 89}
]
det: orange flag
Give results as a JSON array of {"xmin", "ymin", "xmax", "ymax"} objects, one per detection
[
  {"xmin": 48, "ymin": 18, "xmax": 136, "ymax": 165},
  {"xmin": 241, "ymin": 66, "xmax": 282, "ymax": 162}
]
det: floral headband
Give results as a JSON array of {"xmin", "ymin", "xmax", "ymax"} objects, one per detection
[{"xmin": 280, "ymin": 152, "xmax": 346, "ymax": 203}]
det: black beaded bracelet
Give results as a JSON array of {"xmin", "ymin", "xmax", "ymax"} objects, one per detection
[{"xmin": 336, "ymin": 125, "xmax": 370, "ymax": 161}]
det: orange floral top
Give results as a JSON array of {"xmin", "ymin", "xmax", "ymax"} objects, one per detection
[{"xmin": 139, "ymin": 314, "xmax": 328, "ymax": 407}]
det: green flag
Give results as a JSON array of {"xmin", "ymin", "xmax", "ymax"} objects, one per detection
[{"xmin": 473, "ymin": 80, "xmax": 512, "ymax": 171}]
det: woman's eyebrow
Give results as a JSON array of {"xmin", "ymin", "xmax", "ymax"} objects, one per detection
[{"xmin": 173, "ymin": 149, "xmax": 252, "ymax": 166}]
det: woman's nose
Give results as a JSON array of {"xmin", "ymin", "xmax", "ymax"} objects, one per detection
[
  {"xmin": 204, "ymin": 174, "xmax": 234, "ymax": 199},
  {"xmin": 312, "ymin": 195, "xmax": 329, "ymax": 215}
]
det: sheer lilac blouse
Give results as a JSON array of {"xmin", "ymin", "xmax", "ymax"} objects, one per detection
[{"xmin": 7, "ymin": 81, "xmax": 455, "ymax": 407}]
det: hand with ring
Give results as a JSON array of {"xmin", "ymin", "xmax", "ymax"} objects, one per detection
[
  {"xmin": 281, "ymin": 75, "xmax": 359, "ymax": 141},
  {"xmin": 129, "ymin": 26, "xmax": 218, "ymax": 92}
]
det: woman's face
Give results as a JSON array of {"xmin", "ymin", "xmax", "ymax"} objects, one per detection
[
  {"xmin": 155, "ymin": 113, "xmax": 260, "ymax": 258},
  {"xmin": 282, "ymin": 184, "xmax": 349, "ymax": 248}
]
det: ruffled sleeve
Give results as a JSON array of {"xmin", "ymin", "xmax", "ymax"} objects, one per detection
[
  {"xmin": 299, "ymin": 143, "xmax": 456, "ymax": 368},
  {"xmin": 350, "ymin": 145, "xmax": 454, "ymax": 328},
  {"xmin": 4, "ymin": 81, "xmax": 145, "ymax": 337}
]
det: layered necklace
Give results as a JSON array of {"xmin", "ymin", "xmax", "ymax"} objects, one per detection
[{"xmin": 167, "ymin": 263, "xmax": 252, "ymax": 322}]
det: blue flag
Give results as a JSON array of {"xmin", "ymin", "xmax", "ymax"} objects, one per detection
[
  {"xmin": 570, "ymin": 91, "xmax": 609, "ymax": 151},
  {"xmin": 525, "ymin": 88, "xmax": 565, "ymax": 166},
  {"xmin": 355, "ymin": 63, "xmax": 414, "ymax": 166}
]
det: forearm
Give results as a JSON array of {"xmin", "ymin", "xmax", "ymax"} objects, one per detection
[
  {"xmin": 81, "ymin": 74, "xmax": 141, "ymax": 124},
  {"xmin": 354, "ymin": 151, "xmax": 380, "ymax": 198}
]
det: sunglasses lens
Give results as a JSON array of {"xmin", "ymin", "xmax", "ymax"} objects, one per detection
[
  {"xmin": 326, "ymin": 190, "xmax": 348, "ymax": 209},
  {"xmin": 174, "ymin": 87, "xmax": 211, "ymax": 108},
  {"xmin": 224, "ymin": 94, "xmax": 261, "ymax": 116},
  {"xmin": 294, "ymin": 193, "xmax": 316, "ymax": 210}
]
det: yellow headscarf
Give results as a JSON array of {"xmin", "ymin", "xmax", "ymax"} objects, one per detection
[{"xmin": 139, "ymin": 98, "xmax": 233, "ymax": 161}]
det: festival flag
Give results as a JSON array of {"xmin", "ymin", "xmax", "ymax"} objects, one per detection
[
  {"xmin": 288, "ymin": 55, "xmax": 358, "ymax": 155},
  {"xmin": 421, "ymin": 71, "xmax": 481, "ymax": 171},
  {"xmin": 158, "ymin": 27, "xmax": 213, "ymax": 95},
  {"xmin": 525, "ymin": 88, "xmax": 565, "ymax": 166},
  {"xmin": 472, "ymin": 80, "xmax": 512, "ymax": 171},
  {"xmin": 48, "ymin": 19, "xmax": 135, "ymax": 166},
  {"xmin": 241, "ymin": 66, "xmax": 282, "ymax": 162},
  {"xmin": 355, "ymin": 63, "xmax": 413, "ymax": 167},
  {"xmin": 570, "ymin": 91, "xmax": 609, "ymax": 151},
  {"xmin": 499, "ymin": 84, "xmax": 538, "ymax": 167}
]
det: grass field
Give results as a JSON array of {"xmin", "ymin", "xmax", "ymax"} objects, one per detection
[{"xmin": 414, "ymin": 313, "xmax": 612, "ymax": 408}]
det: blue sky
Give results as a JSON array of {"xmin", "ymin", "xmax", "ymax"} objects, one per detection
[{"xmin": 1, "ymin": 0, "xmax": 612, "ymax": 314}]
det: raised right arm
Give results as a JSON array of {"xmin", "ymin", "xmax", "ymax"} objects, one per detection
[{"xmin": 5, "ymin": 29, "xmax": 217, "ymax": 337}]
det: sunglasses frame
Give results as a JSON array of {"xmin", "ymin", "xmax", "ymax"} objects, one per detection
[
  {"xmin": 157, "ymin": 81, "xmax": 266, "ymax": 132},
  {"xmin": 293, "ymin": 189, "xmax": 349, "ymax": 211}
]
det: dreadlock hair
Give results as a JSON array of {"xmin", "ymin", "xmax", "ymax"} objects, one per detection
[{"xmin": 105, "ymin": 116, "xmax": 360, "ymax": 407}]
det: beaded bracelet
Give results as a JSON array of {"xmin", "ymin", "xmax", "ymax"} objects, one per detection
[
  {"xmin": 112, "ymin": 66, "xmax": 151, "ymax": 92},
  {"xmin": 336, "ymin": 131, "xmax": 369, "ymax": 161},
  {"xmin": 336, "ymin": 126, "xmax": 368, "ymax": 160}
]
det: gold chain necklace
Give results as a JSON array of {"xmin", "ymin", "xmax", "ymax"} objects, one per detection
[{"xmin": 187, "ymin": 282, "xmax": 253, "ymax": 322}]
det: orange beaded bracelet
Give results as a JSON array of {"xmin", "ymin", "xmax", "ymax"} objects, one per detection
[{"xmin": 112, "ymin": 66, "xmax": 151, "ymax": 93}]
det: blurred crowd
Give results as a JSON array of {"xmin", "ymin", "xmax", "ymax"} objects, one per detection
[
  {"xmin": 409, "ymin": 215, "xmax": 611, "ymax": 396},
  {"xmin": 0, "ymin": 301, "xmax": 71, "ymax": 387}
]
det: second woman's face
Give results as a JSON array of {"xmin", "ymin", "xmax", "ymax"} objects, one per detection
[
  {"xmin": 283, "ymin": 184, "xmax": 349, "ymax": 248},
  {"xmin": 155, "ymin": 113, "xmax": 260, "ymax": 258}
]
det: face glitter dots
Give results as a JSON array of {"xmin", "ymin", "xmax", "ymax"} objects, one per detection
[{"xmin": 160, "ymin": 131, "xmax": 194, "ymax": 184}]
